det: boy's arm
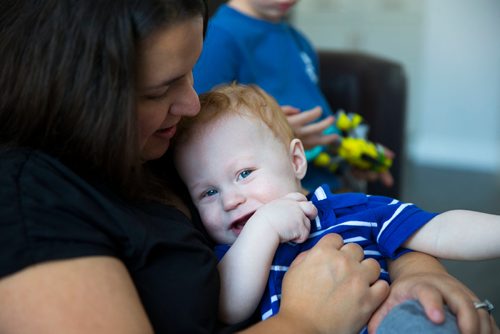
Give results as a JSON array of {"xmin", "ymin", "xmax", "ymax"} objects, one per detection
[
  {"xmin": 218, "ymin": 193, "xmax": 314, "ymax": 324},
  {"xmin": 403, "ymin": 210, "xmax": 500, "ymax": 259}
]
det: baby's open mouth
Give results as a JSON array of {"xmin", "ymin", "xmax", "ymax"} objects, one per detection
[{"xmin": 230, "ymin": 211, "xmax": 255, "ymax": 235}]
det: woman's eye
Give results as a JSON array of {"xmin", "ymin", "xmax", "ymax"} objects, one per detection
[
  {"xmin": 142, "ymin": 86, "xmax": 170, "ymax": 100},
  {"xmin": 146, "ymin": 90, "xmax": 169, "ymax": 100},
  {"xmin": 238, "ymin": 169, "xmax": 253, "ymax": 180}
]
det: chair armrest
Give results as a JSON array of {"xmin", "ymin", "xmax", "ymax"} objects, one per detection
[{"xmin": 317, "ymin": 50, "xmax": 407, "ymax": 198}]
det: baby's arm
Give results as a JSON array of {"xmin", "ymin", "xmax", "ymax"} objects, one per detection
[
  {"xmin": 218, "ymin": 192, "xmax": 316, "ymax": 324},
  {"xmin": 404, "ymin": 210, "xmax": 500, "ymax": 259}
]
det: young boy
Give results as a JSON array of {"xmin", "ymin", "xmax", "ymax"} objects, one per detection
[
  {"xmin": 193, "ymin": 0, "xmax": 394, "ymax": 192},
  {"xmin": 173, "ymin": 83, "xmax": 499, "ymax": 332}
]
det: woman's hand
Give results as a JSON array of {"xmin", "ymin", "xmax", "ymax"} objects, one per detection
[
  {"xmin": 281, "ymin": 105, "xmax": 339, "ymax": 150},
  {"xmin": 257, "ymin": 234, "xmax": 390, "ymax": 334},
  {"xmin": 368, "ymin": 252, "xmax": 499, "ymax": 334}
]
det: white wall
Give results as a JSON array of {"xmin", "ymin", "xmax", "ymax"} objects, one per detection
[
  {"xmin": 414, "ymin": 0, "xmax": 500, "ymax": 172},
  {"xmin": 293, "ymin": 0, "xmax": 500, "ymax": 173}
]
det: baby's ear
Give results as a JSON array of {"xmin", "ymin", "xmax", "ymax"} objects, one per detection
[{"xmin": 289, "ymin": 139, "xmax": 307, "ymax": 180}]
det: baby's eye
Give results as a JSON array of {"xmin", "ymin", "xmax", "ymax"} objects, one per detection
[
  {"xmin": 237, "ymin": 169, "xmax": 253, "ymax": 180},
  {"xmin": 202, "ymin": 188, "xmax": 218, "ymax": 198}
]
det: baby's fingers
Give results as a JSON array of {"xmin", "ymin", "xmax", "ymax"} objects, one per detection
[
  {"xmin": 290, "ymin": 217, "xmax": 311, "ymax": 244},
  {"xmin": 283, "ymin": 192, "xmax": 317, "ymax": 218},
  {"xmin": 283, "ymin": 192, "xmax": 308, "ymax": 202},
  {"xmin": 299, "ymin": 200, "xmax": 317, "ymax": 220}
]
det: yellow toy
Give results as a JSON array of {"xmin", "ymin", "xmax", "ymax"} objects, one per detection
[{"xmin": 312, "ymin": 110, "xmax": 392, "ymax": 173}]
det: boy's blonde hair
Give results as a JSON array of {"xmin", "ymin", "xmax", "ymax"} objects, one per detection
[{"xmin": 174, "ymin": 83, "xmax": 294, "ymax": 149}]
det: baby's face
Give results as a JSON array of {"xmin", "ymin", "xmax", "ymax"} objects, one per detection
[
  {"xmin": 243, "ymin": 0, "xmax": 298, "ymax": 22},
  {"xmin": 175, "ymin": 114, "xmax": 303, "ymax": 244}
]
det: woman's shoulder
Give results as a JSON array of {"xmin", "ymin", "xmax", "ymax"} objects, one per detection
[
  {"xmin": 1, "ymin": 147, "xmax": 49, "ymax": 169},
  {"xmin": 1, "ymin": 149, "xmax": 69, "ymax": 206},
  {"xmin": 1, "ymin": 149, "xmax": 116, "ymax": 272},
  {"xmin": 0, "ymin": 148, "xmax": 213, "ymax": 276},
  {"xmin": 1, "ymin": 148, "xmax": 100, "ymax": 207},
  {"xmin": 1, "ymin": 147, "xmax": 77, "ymax": 182},
  {"xmin": 0, "ymin": 147, "xmax": 194, "ymax": 232}
]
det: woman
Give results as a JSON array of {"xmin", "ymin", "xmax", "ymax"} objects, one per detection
[{"xmin": 0, "ymin": 1, "xmax": 495, "ymax": 333}]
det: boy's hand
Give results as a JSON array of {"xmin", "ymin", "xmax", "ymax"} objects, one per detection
[
  {"xmin": 282, "ymin": 105, "xmax": 339, "ymax": 150},
  {"xmin": 350, "ymin": 167, "xmax": 395, "ymax": 188},
  {"xmin": 349, "ymin": 145, "xmax": 395, "ymax": 187},
  {"xmin": 249, "ymin": 192, "xmax": 316, "ymax": 244}
]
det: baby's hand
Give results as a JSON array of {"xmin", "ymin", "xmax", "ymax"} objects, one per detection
[{"xmin": 249, "ymin": 192, "xmax": 316, "ymax": 244}]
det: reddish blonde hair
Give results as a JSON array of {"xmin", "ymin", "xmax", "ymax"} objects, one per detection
[{"xmin": 174, "ymin": 83, "xmax": 294, "ymax": 150}]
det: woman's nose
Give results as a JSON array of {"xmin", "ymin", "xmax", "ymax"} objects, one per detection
[
  {"xmin": 170, "ymin": 74, "xmax": 200, "ymax": 117},
  {"xmin": 171, "ymin": 87, "xmax": 200, "ymax": 117}
]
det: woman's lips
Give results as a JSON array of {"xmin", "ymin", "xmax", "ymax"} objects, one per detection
[{"xmin": 154, "ymin": 125, "xmax": 176, "ymax": 139}]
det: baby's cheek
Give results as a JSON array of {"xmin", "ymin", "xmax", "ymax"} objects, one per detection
[
  {"xmin": 260, "ymin": 187, "xmax": 290, "ymax": 204},
  {"xmin": 200, "ymin": 213, "xmax": 219, "ymax": 233}
]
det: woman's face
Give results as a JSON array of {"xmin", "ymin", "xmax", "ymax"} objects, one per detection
[{"xmin": 136, "ymin": 17, "xmax": 203, "ymax": 161}]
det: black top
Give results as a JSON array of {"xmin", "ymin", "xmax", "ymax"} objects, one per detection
[{"xmin": 0, "ymin": 148, "xmax": 225, "ymax": 333}]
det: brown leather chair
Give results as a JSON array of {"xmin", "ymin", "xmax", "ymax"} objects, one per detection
[
  {"xmin": 318, "ymin": 51, "xmax": 407, "ymax": 198},
  {"xmin": 206, "ymin": 0, "xmax": 407, "ymax": 198}
]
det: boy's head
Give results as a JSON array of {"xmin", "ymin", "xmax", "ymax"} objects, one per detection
[
  {"xmin": 229, "ymin": 0, "xmax": 298, "ymax": 22},
  {"xmin": 173, "ymin": 83, "xmax": 307, "ymax": 244}
]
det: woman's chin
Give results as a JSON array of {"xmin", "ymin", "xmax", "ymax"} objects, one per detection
[{"xmin": 141, "ymin": 142, "xmax": 170, "ymax": 161}]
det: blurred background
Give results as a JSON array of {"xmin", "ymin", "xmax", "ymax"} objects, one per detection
[{"xmin": 292, "ymin": 0, "xmax": 500, "ymax": 319}]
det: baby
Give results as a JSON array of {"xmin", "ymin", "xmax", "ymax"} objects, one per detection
[{"xmin": 173, "ymin": 83, "xmax": 499, "ymax": 331}]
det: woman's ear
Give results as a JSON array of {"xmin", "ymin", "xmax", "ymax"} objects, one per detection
[{"xmin": 289, "ymin": 138, "xmax": 307, "ymax": 180}]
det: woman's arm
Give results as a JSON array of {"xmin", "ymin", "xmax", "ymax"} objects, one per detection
[
  {"xmin": 239, "ymin": 234, "xmax": 390, "ymax": 334},
  {"xmin": 218, "ymin": 193, "xmax": 314, "ymax": 324},
  {"xmin": 404, "ymin": 210, "xmax": 500, "ymax": 259},
  {"xmin": 368, "ymin": 251, "xmax": 499, "ymax": 334},
  {"xmin": 0, "ymin": 256, "xmax": 153, "ymax": 334}
]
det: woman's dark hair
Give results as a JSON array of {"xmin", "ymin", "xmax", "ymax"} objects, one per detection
[{"xmin": 0, "ymin": 0, "xmax": 207, "ymax": 200}]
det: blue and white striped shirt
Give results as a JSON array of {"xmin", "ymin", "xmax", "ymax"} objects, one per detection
[{"xmin": 215, "ymin": 184, "xmax": 438, "ymax": 322}]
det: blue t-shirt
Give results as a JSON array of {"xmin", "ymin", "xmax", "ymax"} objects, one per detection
[
  {"xmin": 194, "ymin": 5, "xmax": 343, "ymax": 191},
  {"xmin": 194, "ymin": 5, "xmax": 333, "ymax": 120},
  {"xmin": 215, "ymin": 184, "xmax": 437, "ymax": 321}
]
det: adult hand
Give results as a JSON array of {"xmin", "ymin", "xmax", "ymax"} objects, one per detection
[
  {"xmin": 277, "ymin": 234, "xmax": 389, "ymax": 334},
  {"xmin": 367, "ymin": 252, "xmax": 500, "ymax": 334},
  {"xmin": 281, "ymin": 105, "xmax": 339, "ymax": 150}
]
